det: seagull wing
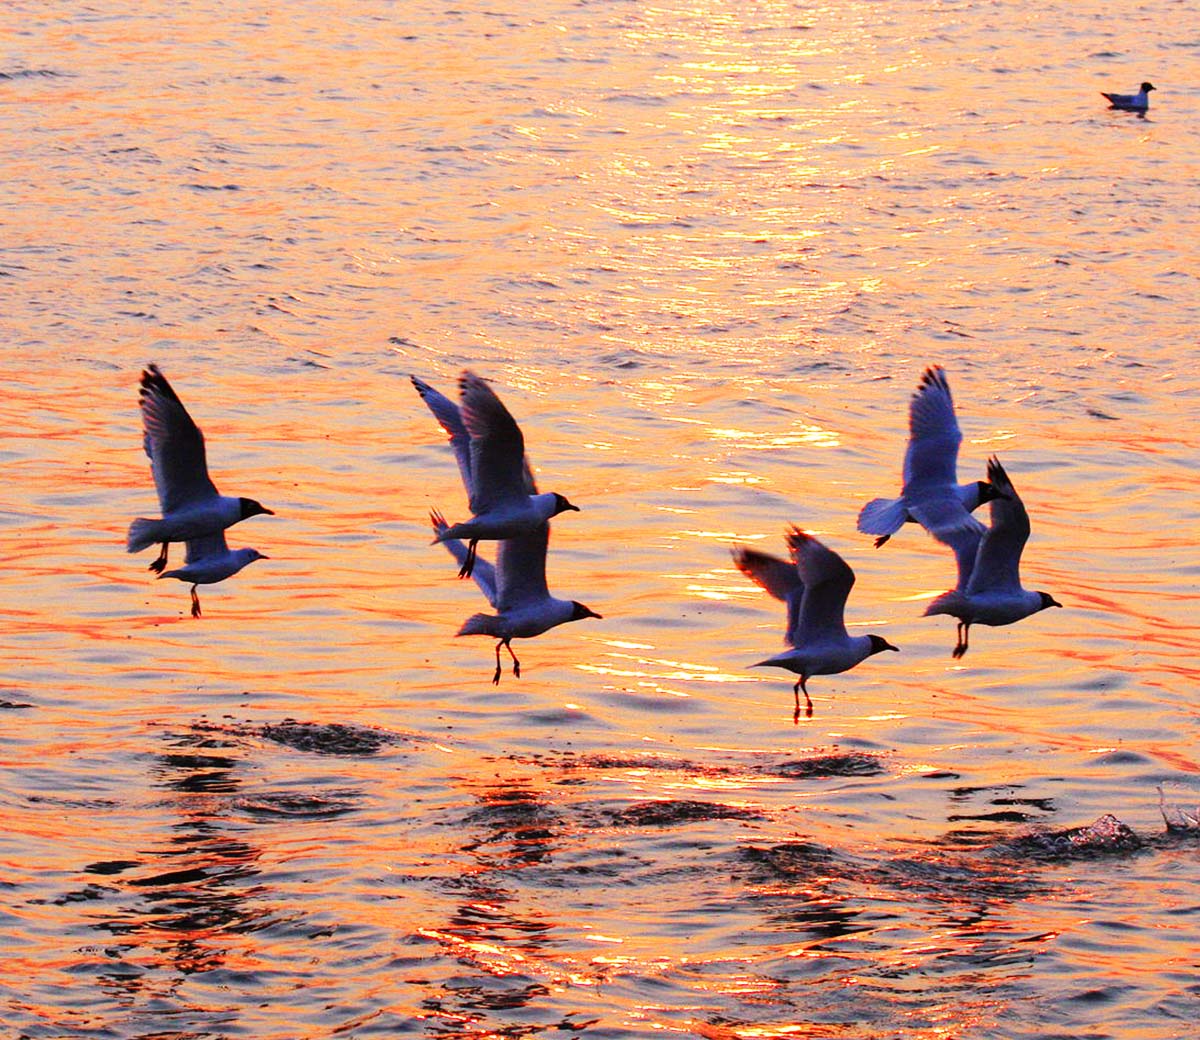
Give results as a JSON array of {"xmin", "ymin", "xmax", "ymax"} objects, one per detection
[
  {"xmin": 902, "ymin": 365, "xmax": 962, "ymax": 490},
  {"xmin": 414, "ymin": 374, "xmax": 539, "ymax": 500},
  {"xmin": 412, "ymin": 375, "xmax": 473, "ymax": 494},
  {"xmin": 430, "ymin": 510, "xmax": 498, "ymax": 607},
  {"xmin": 732, "ymin": 546, "xmax": 805, "ymax": 646},
  {"xmin": 940, "ymin": 519, "xmax": 986, "ymax": 593},
  {"xmin": 788, "ymin": 529, "xmax": 855, "ymax": 643},
  {"xmin": 966, "ymin": 457, "xmax": 1030, "ymax": 595},
  {"xmin": 140, "ymin": 365, "xmax": 219, "ymax": 513},
  {"xmin": 183, "ymin": 530, "xmax": 228, "ymax": 566},
  {"xmin": 494, "ymin": 523, "xmax": 551, "ymax": 613},
  {"xmin": 458, "ymin": 370, "xmax": 529, "ymax": 514},
  {"xmin": 909, "ymin": 493, "xmax": 988, "ymax": 555}
]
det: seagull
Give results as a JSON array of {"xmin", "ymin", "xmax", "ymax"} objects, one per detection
[
  {"xmin": 424, "ymin": 370, "xmax": 579, "ymax": 580},
  {"xmin": 857, "ymin": 365, "xmax": 1002, "ymax": 548},
  {"xmin": 1101, "ymin": 81, "xmax": 1155, "ymax": 114},
  {"xmin": 158, "ymin": 532, "xmax": 268, "ymax": 618},
  {"xmin": 734, "ymin": 528, "xmax": 898, "ymax": 721},
  {"xmin": 413, "ymin": 375, "xmax": 600, "ymax": 684},
  {"xmin": 128, "ymin": 364, "xmax": 273, "ymax": 574},
  {"xmin": 924, "ymin": 456, "xmax": 1062, "ymax": 658}
]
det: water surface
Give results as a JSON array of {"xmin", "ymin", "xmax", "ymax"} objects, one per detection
[{"xmin": 2, "ymin": 1, "xmax": 1199, "ymax": 1036}]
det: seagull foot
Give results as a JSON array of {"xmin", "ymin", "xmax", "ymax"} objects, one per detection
[
  {"xmin": 458, "ymin": 541, "xmax": 478, "ymax": 580},
  {"xmin": 149, "ymin": 543, "xmax": 169, "ymax": 574}
]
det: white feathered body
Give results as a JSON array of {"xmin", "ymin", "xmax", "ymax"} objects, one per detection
[
  {"xmin": 436, "ymin": 492, "xmax": 565, "ymax": 543},
  {"xmin": 127, "ymin": 496, "xmax": 251, "ymax": 553},
  {"xmin": 458, "ymin": 597, "xmax": 583, "ymax": 642},
  {"xmin": 924, "ymin": 587, "xmax": 1049, "ymax": 629},
  {"xmin": 858, "ymin": 481, "xmax": 987, "ymax": 540},
  {"xmin": 161, "ymin": 547, "xmax": 266, "ymax": 587},
  {"xmin": 755, "ymin": 635, "xmax": 881, "ymax": 681}
]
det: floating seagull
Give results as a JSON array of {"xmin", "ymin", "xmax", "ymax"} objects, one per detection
[
  {"xmin": 924, "ymin": 456, "xmax": 1061, "ymax": 658},
  {"xmin": 1101, "ymin": 81, "xmax": 1155, "ymax": 114},
  {"xmin": 858, "ymin": 365, "xmax": 1002, "ymax": 548},
  {"xmin": 424, "ymin": 370, "xmax": 579, "ymax": 580},
  {"xmin": 413, "ymin": 375, "xmax": 600, "ymax": 684},
  {"xmin": 159, "ymin": 533, "xmax": 268, "ymax": 618},
  {"xmin": 734, "ymin": 529, "xmax": 898, "ymax": 721},
  {"xmin": 128, "ymin": 364, "xmax": 272, "ymax": 574}
]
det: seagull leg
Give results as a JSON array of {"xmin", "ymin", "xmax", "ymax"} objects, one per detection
[
  {"xmin": 502, "ymin": 639, "xmax": 521, "ymax": 679},
  {"xmin": 873, "ymin": 534, "xmax": 891, "ymax": 549},
  {"xmin": 952, "ymin": 621, "xmax": 970, "ymax": 659},
  {"xmin": 149, "ymin": 542, "xmax": 169, "ymax": 573},
  {"xmin": 458, "ymin": 539, "xmax": 477, "ymax": 580},
  {"xmin": 492, "ymin": 641, "xmax": 503, "ymax": 685},
  {"xmin": 189, "ymin": 584, "xmax": 202, "ymax": 619},
  {"xmin": 793, "ymin": 676, "xmax": 813, "ymax": 723}
]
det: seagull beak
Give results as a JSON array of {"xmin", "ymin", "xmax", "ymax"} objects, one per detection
[{"xmin": 262, "ymin": 507, "xmax": 276, "ymax": 515}]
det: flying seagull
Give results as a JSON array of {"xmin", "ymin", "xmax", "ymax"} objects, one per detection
[
  {"xmin": 128, "ymin": 364, "xmax": 272, "ymax": 574},
  {"xmin": 414, "ymin": 375, "xmax": 600, "ymax": 683},
  {"xmin": 159, "ymin": 532, "xmax": 268, "ymax": 618},
  {"xmin": 427, "ymin": 370, "xmax": 579, "ymax": 579},
  {"xmin": 857, "ymin": 365, "xmax": 1002, "ymax": 549},
  {"xmin": 734, "ymin": 528, "xmax": 898, "ymax": 721},
  {"xmin": 924, "ymin": 456, "xmax": 1062, "ymax": 658}
]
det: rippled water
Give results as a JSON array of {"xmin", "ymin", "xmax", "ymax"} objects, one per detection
[{"xmin": 3, "ymin": 1, "xmax": 1200, "ymax": 1037}]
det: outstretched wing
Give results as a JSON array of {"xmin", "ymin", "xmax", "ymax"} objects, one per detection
[
  {"xmin": 430, "ymin": 510, "xmax": 498, "ymax": 607},
  {"xmin": 412, "ymin": 375, "xmax": 473, "ymax": 494},
  {"xmin": 140, "ymin": 365, "xmax": 219, "ymax": 513},
  {"xmin": 414, "ymin": 373, "xmax": 538, "ymax": 497},
  {"xmin": 788, "ymin": 529, "xmax": 855, "ymax": 644},
  {"xmin": 966, "ymin": 457, "xmax": 1031, "ymax": 595},
  {"xmin": 458, "ymin": 370, "xmax": 530, "ymax": 514},
  {"xmin": 183, "ymin": 530, "xmax": 228, "ymax": 566},
  {"xmin": 494, "ymin": 523, "xmax": 551, "ymax": 612},
  {"xmin": 732, "ymin": 546, "xmax": 805, "ymax": 646},
  {"xmin": 903, "ymin": 365, "xmax": 962, "ymax": 490}
]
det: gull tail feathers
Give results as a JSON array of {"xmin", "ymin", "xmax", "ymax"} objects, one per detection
[
  {"xmin": 857, "ymin": 497, "xmax": 907, "ymax": 538},
  {"xmin": 127, "ymin": 517, "xmax": 162, "ymax": 553},
  {"xmin": 750, "ymin": 653, "xmax": 791, "ymax": 670},
  {"xmin": 457, "ymin": 613, "xmax": 503, "ymax": 638},
  {"xmin": 923, "ymin": 591, "xmax": 960, "ymax": 618}
]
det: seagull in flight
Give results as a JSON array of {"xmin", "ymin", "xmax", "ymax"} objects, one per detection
[
  {"xmin": 924, "ymin": 456, "xmax": 1061, "ymax": 658},
  {"xmin": 159, "ymin": 533, "xmax": 268, "ymax": 618},
  {"xmin": 734, "ymin": 529, "xmax": 898, "ymax": 721},
  {"xmin": 1101, "ymin": 81, "xmax": 1155, "ymax": 114},
  {"xmin": 413, "ymin": 375, "xmax": 600, "ymax": 683},
  {"xmin": 857, "ymin": 365, "xmax": 1002, "ymax": 548},
  {"xmin": 128, "ymin": 364, "xmax": 272, "ymax": 574},
  {"xmin": 426, "ymin": 370, "xmax": 579, "ymax": 579}
]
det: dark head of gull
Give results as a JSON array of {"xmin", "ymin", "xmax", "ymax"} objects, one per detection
[
  {"xmin": 570, "ymin": 601, "xmax": 603, "ymax": 622},
  {"xmin": 868, "ymin": 635, "xmax": 900, "ymax": 656},
  {"xmin": 239, "ymin": 497, "xmax": 275, "ymax": 519},
  {"xmin": 1038, "ymin": 592, "xmax": 1063, "ymax": 611},
  {"xmin": 551, "ymin": 493, "xmax": 580, "ymax": 516}
]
